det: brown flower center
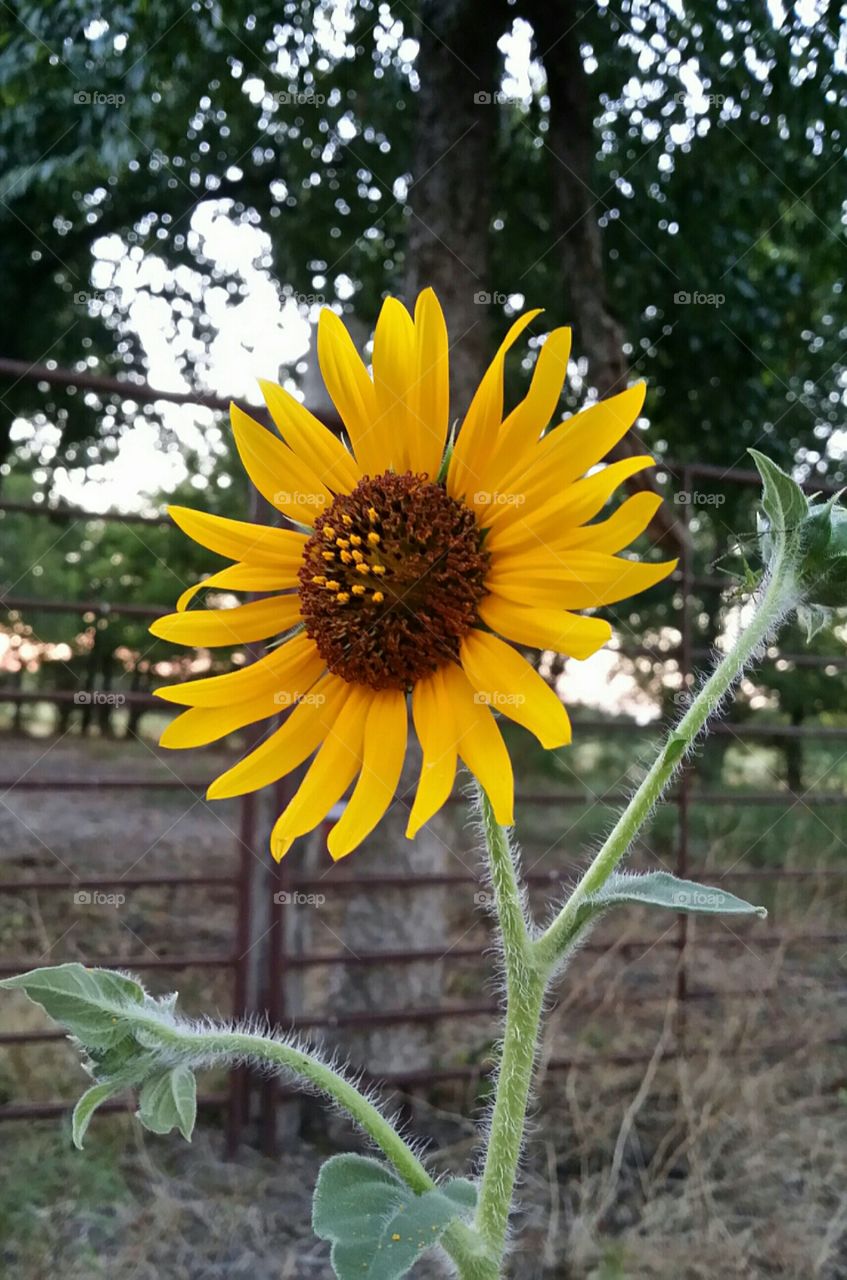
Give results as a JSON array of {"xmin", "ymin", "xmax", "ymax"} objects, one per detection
[{"xmin": 298, "ymin": 471, "xmax": 489, "ymax": 690}]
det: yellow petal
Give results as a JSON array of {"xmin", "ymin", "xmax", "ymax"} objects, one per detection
[
  {"xmin": 154, "ymin": 631, "xmax": 324, "ymax": 707},
  {"xmin": 168, "ymin": 505, "xmax": 308, "ymax": 567},
  {"xmin": 160, "ymin": 690, "xmax": 286, "ymax": 750},
  {"xmin": 327, "ymin": 688, "xmax": 408, "ymax": 859},
  {"xmin": 486, "ymin": 552, "xmax": 678, "ymax": 609},
  {"xmin": 317, "ymin": 308, "xmax": 385, "ymax": 475},
  {"xmin": 176, "ymin": 563, "xmax": 300, "ymax": 612},
  {"xmin": 459, "ymin": 630, "xmax": 571, "ymax": 749},
  {"xmin": 230, "ymin": 403, "xmax": 332, "ymax": 525},
  {"xmin": 270, "ymin": 687, "xmax": 372, "ymax": 859},
  {"xmin": 555, "ymin": 491, "xmax": 663, "ymax": 555},
  {"xmin": 441, "ymin": 663, "xmax": 514, "ymax": 826},
  {"xmin": 408, "ymin": 287, "xmax": 450, "ymax": 479},
  {"xmin": 478, "ymin": 595, "xmax": 612, "ymax": 659},
  {"xmin": 446, "ymin": 309, "xmax": 542, "ymax": 503},
  {"xmin": 485, "ymin": 456, "xmax": 657, "ymax": 553},
  {"xmin": 258, "ymin": 378, "xmax": 361, "ymax": 493},
  {"xmin": 406, "ymin": 667, "xmax": 458, "ymax": 839},
  {"xmin": 483, "ymin": 384, "xmax": 647, "ymax": 533},
  {"xmin": 477, "ymin": 326, "xmax": 571, "ymax": 501},
  {"xmin": 206, "ymin": 674, "xmax": 352, "ymax": 798},
  {"xmin": 372, "ymin": 296, "xmax": 416, "ymax": 472},
  {"xmin": 150, "ymin": 595, "xmax": 301, "ymax": 647}
]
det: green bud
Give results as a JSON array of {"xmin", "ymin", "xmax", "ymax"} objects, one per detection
[{"xmin": 749, "ymin": 449, "xmax": 847, "ymax": 613}]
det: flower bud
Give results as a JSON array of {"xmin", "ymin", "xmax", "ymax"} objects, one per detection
[{"xmin": 750, "ymin": 449, "xmax": 847, "ymax": 629}]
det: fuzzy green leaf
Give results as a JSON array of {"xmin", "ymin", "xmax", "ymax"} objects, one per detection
[
  {"xmin": 596, "ymin": 871, "xmax": 767, "ymax": 918},
  {"xmin": 313, "ymin": 1154, "xmax": 477, "ymax": 1280},
  {"xmin": 749, "ymin": 450, "xmax": 808, "ymax": 536},
  {"xmin": 0, "ymin": 963, "xmax": 146, "ymax": 1049},
  {"xmin": 72, "ymin": 1080, "xmax": 125, "ymax": 1150},
  {"xmin": 137, "ymin": 1066, "xmax": 197, "ymax": 1140}
]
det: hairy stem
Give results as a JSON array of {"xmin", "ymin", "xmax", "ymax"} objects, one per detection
[
  {"xmin": 132, "ymin": 1013, "xmax": 434, "ymax": 1191},
  {"xmin": 473, "ymin": 791, "xmax": 545, "ymax": 1270},
  {"xmin": 126, "ymin": 1010, "xmax": 490, "ymax": 1273},
  {"xmin": 536, "ymin": 538, "xmax": 796, "ymax": 968}
]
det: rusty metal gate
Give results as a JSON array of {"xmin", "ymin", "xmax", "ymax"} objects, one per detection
[{"xmin": 1, "ymin": 363, "xmax": 845, "ymax": 1153}]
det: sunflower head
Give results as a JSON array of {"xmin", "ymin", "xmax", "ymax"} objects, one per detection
[{"xmin": 150, "ymin": 289, "xmax": 676, "ymax": 861}]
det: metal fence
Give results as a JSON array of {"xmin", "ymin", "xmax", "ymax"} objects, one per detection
[{"xmin": 1, "ymin": 364, "xmax": 846, "ymax": 1155}]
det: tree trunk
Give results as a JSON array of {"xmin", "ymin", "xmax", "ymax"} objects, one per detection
[
  {"xmin": 405, "ymin": 0, "xmax": 508, "ymax": 415},
  {"xmin": 526, "ymin": 0, "xmax": 686, "ymax": 552},
  {"xmin": 318, "ymin": 0, "xmax": 508, "ymax": 1080}
]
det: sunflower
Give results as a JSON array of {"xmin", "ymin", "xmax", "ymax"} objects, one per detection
[{"xmin": 150, "ymin": 290, "xmax": 676, "ymax": 860}]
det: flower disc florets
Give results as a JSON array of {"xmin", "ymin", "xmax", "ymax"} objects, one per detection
[{"xmin": 298, "ymin": 471, "xmax": 489, "ymax": 690}]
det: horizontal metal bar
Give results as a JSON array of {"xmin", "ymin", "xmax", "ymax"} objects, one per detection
[
  {"xmin": 1, "ymin": 596, "xmax": 168, "ymax": 619},
  {"xmin": 0, "ymin": 777, "xmax": 211, "ymax": 792},
  {"xmin": 0, "ymin": 874, "xmax": 237, "ymax": 893},
  {"xmin": 285, "ymin": 864, "xmax": 847, "ymax": 893},
  {"xmin": 0, "ymin": 690, "xmax": 164, "ymax": 709},
  {"xmin": 0, "ymin": 954, "xmax": 237, "ymax": 976},
  {"xmin": 664, "ymin": 458, "xmax": 846, "ymax": 495},
  {"xmin": 271, "ymin": 1031, "xmax": 847, "ymax": 1093},
  {"xmin": 0, "ymin": 1092, "xmax": 228, "ymax": 1122},
  {"xmin": 4, "ymin": 981, "xmax": 844, "ymax": 1048},
  {"xmin": 275, "ymin": 926, "xmax": 847, "ymax": 969}
]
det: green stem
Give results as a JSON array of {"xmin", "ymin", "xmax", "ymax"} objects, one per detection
[
  {"xmin": 133, "ymin": 1014, "xmax": 434, "ymax": 1191},
  {"xmin": 128, "ymin": 1011, "xmax": 489, "ymax": 1273},
  {"xmin": 536, "ymin": 540, "xmax": 796, "ymax": 969},
  {"xmin": 473, "ymin": 792, "xmax": 546, "ymax": 1271}
]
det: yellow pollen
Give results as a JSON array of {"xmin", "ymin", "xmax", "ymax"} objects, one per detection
[
  {"xmin": 371, "ymin": 563, "xmax": 386, "ymax": 576},
  {"xmin": 352, "ymin": 549, "xmax": 364, "ymax": 563},
  {"xmin": 321, "ymin": 550, "xmax": 335, "ymax": 561},
  {"xmin": 372, "ymin": 590, "xmax": 384, "ymax": 603},
  {"xmin": 391, "ymin": 1234, "xmax": 401, "ymax": 1242},
  {"xmin": 351, "ymin": 584, "xmax": 366, "ymax": 596},
  {"xmin": 367, "ymin": 507, "xmax": 378, "ymax": 523},
  {"xmin": 341, "ymin": 513, "xmax": 353, "ymax": 526},
  {"xmin": 367, "ymin": 531, "xmax": 380, "ymax": 545},
  {"xmin": 325, "ymin": 580, "xmax": 340, "ymax": 591},
  {"xmin": 311, "ymin": 574, "xmax": 326, "ymax": 585},
  {"xmin": 336, "ymin": 537, "xmax": 350, "ymax": 549},
  {"xmin": 336, "ymin": 591, "xmax": 350, "ymax": 603},
  {"xmin": 349, "ymin": 534, "xmax": 362, "ymax": 547},
  {"xmin": 340, "ymin": 550, "xmax": 353, "ymax": 564},
  {"xmin": 355, "ymin": 563, "xmax": 370, "ymax": 575},
  {"xmin": 322, "ymin": 526, "xmax": 335, "ymax": 540}
]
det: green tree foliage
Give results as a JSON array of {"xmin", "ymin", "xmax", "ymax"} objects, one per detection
[{"xmin": 1, "ymin": 0, "xmax": 845, "ymax": 742}]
